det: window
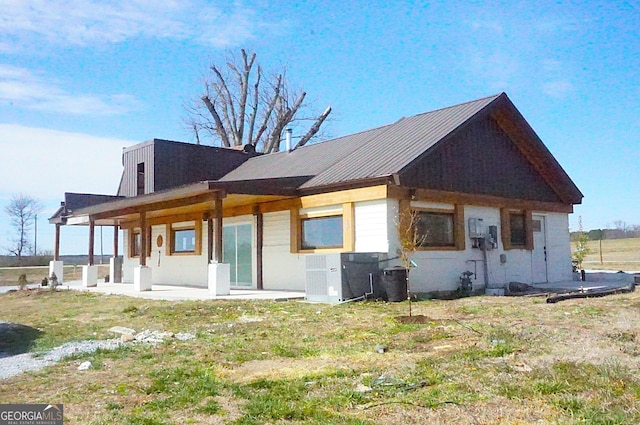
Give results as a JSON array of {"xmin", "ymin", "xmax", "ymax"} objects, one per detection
[
  {"xmin": 172, "ymin": 228, "xmax": 196, "ymax": 253},
  {"xmin": 416, "ymin": 211, "xmax": 455, "ymax": 247},
  {"xmin": 301, "ymin": 215, "xmax": 343, "ymax": 249},
  {"xmin": 129, "ymin": 228, "xmax": 151, "ymax": 257},
  {"xmin": 500, "ymin": 209, "xmax": 533, "ymax": 250},
  {"xmin": 131, "ymin": 232, "xmax": 141, "ymax": 257},
  {"xmin": 136, "ymin": 162, "xmax": 145, "ymax": 196},
  {"xmin": 167, "ymin": 221, "xmax": 202, "ymax": 255},
  {"xmin": 509, "ymin": 213, "xmax": 526, "ymax": 246}
]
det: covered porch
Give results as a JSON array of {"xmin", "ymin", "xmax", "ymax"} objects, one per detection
[{"xmin": 49, "ymin": 179, "xmax": 305, "ymax": 294}]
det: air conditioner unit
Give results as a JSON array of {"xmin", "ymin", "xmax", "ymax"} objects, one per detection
[{"xmin": 305, "ymin": 252, "xmax": 387, "ymax": 303}]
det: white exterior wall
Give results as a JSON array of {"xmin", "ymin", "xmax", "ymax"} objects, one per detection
[
  {"xmin": 381, "ymin": 201, "xmax": 573, "ymax": 294},
  {"xmin": 122, "ymin": 230, "xmax": 135, "ymax": 283},
  {"xmin": 123, "ymin": 223, "xmax": 209, "ymax": 287},
  {"xmin": 262, "ymin": 200, "xmax": 392, "ymax": 291},
  {"xmin": 354, "ymin": 199, "xmax": 391, "ymax": 253},
  {"xmin": 262, "ymin": 211, "xmax": 305, "ymax": 290},
  {"xmin": 122, "ymin": 199, "xmax": 573, "ymax": 294}
]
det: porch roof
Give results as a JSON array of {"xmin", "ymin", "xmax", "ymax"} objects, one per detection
[{"xmin": 50, "ymin": 176, "xmax": 309, "ymax": 226}]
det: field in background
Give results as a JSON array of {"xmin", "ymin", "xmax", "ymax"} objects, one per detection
[
  {"xmin": 3, "ymin": 289, "xmax": 640, "ymax": 424},
  {"xmin": 573, "ymin": 237, "xmax": 640, "ymax": 272},
  {"xmin": 0, "ymin": 265, "xmax": 110, "ymax": 287}
]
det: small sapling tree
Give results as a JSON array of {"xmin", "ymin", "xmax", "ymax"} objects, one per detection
[
  {"xmin": 573, "ymin": 216, "xmax": 591, "ymax": 270},
  {"xmin": 395, "ymin": 201, "xmax": 426, "ymax": 317}
]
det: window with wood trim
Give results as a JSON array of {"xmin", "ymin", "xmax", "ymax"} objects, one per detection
[
  {"xmin": 129, "ymin": 228, "xmax": 151, "ymax": 258},
  {"xmin": 417, "ymin": 211, "xmax": 454, "ymax": 247},
  {"xmin": 172, "ymin": 228, "xmax": 196, "ymax": 253},
  {"xmin": 413, "ymin": 206, "xmax": 464, "ymax": 250},
  {"xmin": 501, "ymin": 209, "xmax": 533, "ymax": 250},
  {"xmin": 292, "ymin": 203, "xmax": 354, "ymax": 253},
  {"xmin": 509, "ymin": 212, "xmax": 526, "ymax": 246},
  {"xmin": 167, "ymin": 221, "xmax": 202, "ymax": 255},
  {"xmin": 301, "ymin": 215, "xmax": 343, "ymax": 249}
]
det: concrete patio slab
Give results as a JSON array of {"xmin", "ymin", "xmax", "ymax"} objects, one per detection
[{"xmin": 59, "ymin": 280, "xmax": 305, "ymax": 301}]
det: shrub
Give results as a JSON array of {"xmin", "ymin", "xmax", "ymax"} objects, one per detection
[{"xmin": 17, "ymin": 274, "xmax": 28, "ymax": 290}]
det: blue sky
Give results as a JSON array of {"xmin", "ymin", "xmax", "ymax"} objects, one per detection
[{"xmin": 0, "ymin": 0, "xmax": 638, "ymax": 255}]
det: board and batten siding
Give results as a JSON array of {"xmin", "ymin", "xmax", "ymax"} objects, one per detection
[
  {"xmin": 354, "ymin": 200, "xmax": 391, "ymax": 253},
  {"xmin": 262, "ymin": 211, "xmax": 305, "ymax": 290},
  {"xmin": 119, "ymin": 143, "xmax": 155, "ymax": 197}
]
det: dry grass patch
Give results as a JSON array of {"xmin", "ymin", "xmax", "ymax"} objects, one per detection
[{"xmin": 3, "ymin": 289, "xmax": 640, "ymax": 423}]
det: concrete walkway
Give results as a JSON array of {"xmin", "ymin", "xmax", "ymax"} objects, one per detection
[
  {"xmin": 69, "ymin": 280, "xmax": 306, "ymax": 301},
  {"xmin": 2, "ymin": 270, "xmax": 636, "ymax": 301},
  {"xmin": 1, "ymin": 280, "xmax": 305, "ymax": 301}
]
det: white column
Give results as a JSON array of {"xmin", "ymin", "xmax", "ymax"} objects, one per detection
[
  {"xmin": 109, "ymin": 256, "xmax": 123, "ymax": 283},
  {"xmin": 82, "ymin": 265, "xmax": 98, "ymax": 287},
  {"xmin": 134, "ymin": 266, "xmax": 152, "ymax": 291},
  {"xmin": 49, "ymin": 260, "xmax": 64, "ymax": 284},
  {"xmin": 208, "ymin": 263, "xmax": 230, "ymax": 296}
]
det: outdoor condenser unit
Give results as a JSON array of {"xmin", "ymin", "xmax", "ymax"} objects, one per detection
[{"xmin": 305, "ymin": 252, "xmax": 387, "ymax": 303}]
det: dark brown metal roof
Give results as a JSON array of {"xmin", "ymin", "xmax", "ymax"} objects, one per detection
[
  {"xmin": 218, "ymin": 93, "xmax": 582, "ymax": 205},
  {"xmin": 220, "ymin": 125, "xmax": 392, "ymax": 181},
  {"xmin": 49, "ymin": 192, "xmax": 125, "ymax": 223},
  {"xmin": 221, "ymin": 94, "xmax": 500, "ymax": 188},
  {"xmin": 303, "ymin": 94, "xmax": 500, "ymax": 188}
]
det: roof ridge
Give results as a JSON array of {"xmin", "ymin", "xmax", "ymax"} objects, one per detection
[{"xmin": 405, "ymin": 93, "xmax": 503, "ymax": 120}]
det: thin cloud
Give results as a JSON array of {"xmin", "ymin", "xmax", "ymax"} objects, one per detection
[
  {"xmin": 0, "ymin": 124, "xmax": 133, "ymax": 199},
  {"xmin": 0, "ymin": 65, "xmax": 139, "ymax": 115},
  {"xmin": 542, "ymin": 80, "xmax": 575, "ymax": 98},
  {"xmin": 0, "ymin": 0, "xmax": 274, "ymax": 48}
]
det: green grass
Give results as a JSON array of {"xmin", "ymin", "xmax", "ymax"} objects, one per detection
[{"xmin": 3, "ymin": 289, "xmax": 640, "ymax": 424}]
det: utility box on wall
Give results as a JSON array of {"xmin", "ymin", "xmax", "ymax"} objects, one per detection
[
  {"xmin": 305, "ymin": 252, "xmax": 387, "ymax": 303},
  {"xmin": 468, "ymin": 218, "xmax": 485, "ymax": 238}
]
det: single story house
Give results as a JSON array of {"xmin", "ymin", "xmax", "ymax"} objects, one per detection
[{"xmin": 49, "ymin": 93, "xmax": 582, "ymax": 298}]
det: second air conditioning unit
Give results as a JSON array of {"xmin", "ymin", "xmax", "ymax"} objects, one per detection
[{"xmin": 305, "ymin": 252, "xmax": 387, "ymax": 303}]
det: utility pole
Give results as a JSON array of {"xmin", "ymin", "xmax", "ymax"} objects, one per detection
[{"xmin": 34, "ymin": 214, "xmax": 37, "ymax": 256}]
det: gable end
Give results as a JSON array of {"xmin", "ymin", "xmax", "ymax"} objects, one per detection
[{"xmin": 399, "ymin": 115, "xmax": 564, "ymax": 203}]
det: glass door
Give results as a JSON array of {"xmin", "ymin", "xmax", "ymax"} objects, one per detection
[{"xmin": 223, "ymin": 223, "xmax": 253, "ymax": 287}]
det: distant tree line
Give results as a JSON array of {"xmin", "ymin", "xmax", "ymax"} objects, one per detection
[{"xmin": 570, "ymin": 221, "xmax": 640, "ymax": 241}]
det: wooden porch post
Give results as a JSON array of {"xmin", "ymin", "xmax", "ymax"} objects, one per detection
[
  {"xmin": 255, "ymin": 208, "xmax": 264, "ymax": 290},
  {"xmin": 113, "ymin": 225, "xmax": 119, "ymax": 257},
  {"xmin": 139, "ymin": 212, "xmax": 147, "ymax": 267},
  {"xmin": 54, "ymin": 224, "xmax": 61, "ymax": 261},
  {"xmin": 207, "ymin": 216, "xmax": 214, "ymax": 263},
  {"xmin": 214, "ymin": 198, "xmax": 223, "ymax": 263},
  {"xmin": 88, "ymin": 220, "xmax": 95, "ymax": 266}
]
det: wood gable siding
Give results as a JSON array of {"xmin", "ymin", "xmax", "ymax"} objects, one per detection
[
  {"xmin": 118, "ymin": 142, "xmax": 155, "ymax": 197},
  {"xmin": 153, "ymin": 141, "xmax": 251, "ymax": 193},
  {"xmin": 400, "ymin": 115, "xmax": 562, "ymax": 203},
  {"xmin": 118, "ymin": 140, "xmax": 253, "ymax": 198}
]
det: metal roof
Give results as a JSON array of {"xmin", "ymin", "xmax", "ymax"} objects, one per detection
[
  {"xmin": 220, "ymin": 94, "xmax": 501, "ymax": 189},
  {"xmin": 220, "ymin": 124, "xmax": 392, "ymax": 181}
]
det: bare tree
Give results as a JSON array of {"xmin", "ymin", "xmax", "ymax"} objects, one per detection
[
  {"xmin": 4, "ymin": 194, "xmax": 42, "ymax": 263},
  {"xmin": 187, "ymin": 49, "xmax": 331, "ymax": 153}
]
